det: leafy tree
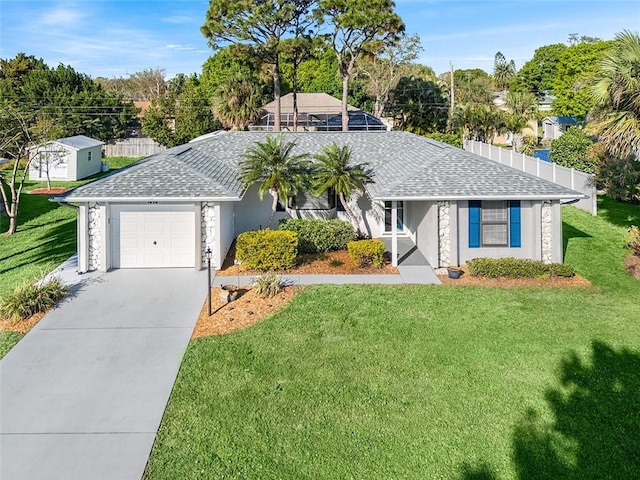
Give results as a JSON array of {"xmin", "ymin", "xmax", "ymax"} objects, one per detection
[
  {"xmin": 453, "ymin": 103, "xmax": 505, "ymax": 143},
  {"xmin": 595, "ymin": 152, "xmax": 640, "ymax": 203},
  {"xmin": 549, "ymin": 127, "xmax": 596, "ymax": 173},
  {"xmin": 1, "ymin": 57, "xmax": 136, "ymax": 141},
  {"xmin": 513, "ymin": 43, "xmax": 567, "ymax": 96},
  {"xmin": 240, "ymin": 135, "xmax": 310, "ymax": 227},
  {"xmin": 493, "ymin": 51, "xmax": 516, "ymax": 93},
  {"xmin": 358, "ymin": 33, "xmax": 422, "ymax": 117},
  {"xmin": 200, "ymin": 45, "xmax": 272, "ymax": 100},
  {"xmin": 213, "ymin": 74, "xmax": 264, "ymax": 130},
  {"xmin": 295, "ymin": 47, "xmax": 341, "ymax": 96},
  {"xmin": 316, "ymin": 0, "xmax": 404, "ymax": 131},
  {"xmin": 201, "ymin": 1, "xmax": 313, "ymax": 132},
  {"xmin": 312, "ymin": 143, "xmax": 373, "ymax": 233},
  {"xmin": 142, "ymin": 76, "xmax": 219, "ymax": 146},
  {"xmin": 426, "ymin": 132, "xmax": 463, "ymax": 148},
  {"xmin": 447, "ymin": 68, "xmax": 494, "ymax": 105},
  {"xmin": 552, "ymin": 40, "xmax": 612, "ymax": 117},
  {"xmin": 589, "ymin": 30, "xmax": 640, "ymax": 158},
  {"xmin": 391, "ymin": 75, "xmax": 448, "ymax": 133}
]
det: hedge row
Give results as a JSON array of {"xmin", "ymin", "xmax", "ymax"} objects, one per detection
[
  {"xmin": 236, "ymin": 230, "xmax": 298, "ymax": 271},
  {"xmin": 466, "ymin": 257, "xmax": 575, "ymax": 278},
  {"xmin": 279, "ymin": 218, "xmax": 354, "ymax": 253}
]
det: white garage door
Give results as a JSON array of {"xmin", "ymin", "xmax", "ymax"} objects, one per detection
[{"xmin": 112, "ymin": 205, "xmax": 196, "ymax": 268}]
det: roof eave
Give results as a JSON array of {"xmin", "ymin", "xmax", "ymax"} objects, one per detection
[
  {"xmin": 373, "ymin": 194, "xmax": 588, "ymax": 201},
  {"xmin": 54, "ymin": 196, "xmax": 243, "ymax": 203}
]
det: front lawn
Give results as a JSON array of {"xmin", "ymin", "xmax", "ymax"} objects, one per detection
[
  {"xmin": 145, "ymin": 198, "xmax": 640, "ymax": 479},
  {"xmin": 0, "ymin": 156, "xmax": 141, "ymax": 357}
]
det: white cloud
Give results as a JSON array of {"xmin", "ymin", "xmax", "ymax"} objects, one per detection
[
  {"xmin": 161, "ymin": 15, "xmax": 195, "ymax": 24},
  {"xmin": 39, "ymin": 3, "xmax": 87, "ymax": 26}
]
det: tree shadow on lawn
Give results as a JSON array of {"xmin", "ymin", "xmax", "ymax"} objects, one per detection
[
  {"xmin": 1, "ymin": 190, "xmax": 59, "ymax": 230},
  {"xmin": 598, "ymin": 196, "xmax": 640, "ymax": 229},
  {"xmin": 459, "ymin": 341, "xmax": 640, "ymax": 480},
  {"xmin": 0, "ymin": 220, "xmax": 76, "ymax": 276},
  {"xmin": 562, "ymin": 221, "xmax": 591, "ymax": 258}
]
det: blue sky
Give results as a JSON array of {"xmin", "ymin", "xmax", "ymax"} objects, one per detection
[{"xmin": 0, "ymin": 0, "xmax": 637, "ymax": 79}]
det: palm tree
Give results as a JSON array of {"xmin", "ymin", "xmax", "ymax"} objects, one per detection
[
  {"xmin": 240, "ymin": 135, "xmax": 310, "ymax": 228},
  {"xmin": 453, "ymin": 103, "xmax": 505, "ymax": 143},
  {"xmin": 312, "ymin": 143, "xmax": 373, "ymax": 234},
  {"xmin": 590, "ymin": 30, "xmax": 640, "ymax": 158},
  {"xmin": 213, "ymin": 75, "xmax": 264, "ymax": 131},
  {"xmin": 493, "ymin": 52, "xmax": 516, "ymax": 93}
]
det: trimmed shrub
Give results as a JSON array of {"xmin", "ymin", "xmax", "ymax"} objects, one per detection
[
  {"xmin": 252, "ymin": 273, "xmax": 283, "ymax": 298},
  {"xmin": 466, "ymin": 257, "xmax": 575, "ymax": 278},
  {"xmin": 236, "ymin": 230, "xmax": 298, "ymax": 271},
  {"xmin": 279, "ymin": 218, "xmax": 354, "ymax": 253},
  {"xmin": 0, "ymin": 277, "xmax": 68, "ymax": 320},
  {"xmin": 549, "ymin": 127, "xmax": 596, "ymax": 173},
  {"xmin": 626, "ymin": 226, "xmax": 640, "ymax": 257},
  {"xmin": 347, "ymin": 239, "xmax": 385, "ymax": 268}
]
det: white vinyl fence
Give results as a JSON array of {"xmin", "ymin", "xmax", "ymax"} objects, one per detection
[
  {"xmin": 103, "ymin": 137, "xmax": 166, "ymax": 158},
  {"xmin": 464, "ymin": 140, "xmax": 597, "ymax": 216}
]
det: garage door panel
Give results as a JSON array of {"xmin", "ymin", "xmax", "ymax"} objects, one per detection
[{"xmin": 113, "ymin": 206, "xmax": 196, "ymax": 269}]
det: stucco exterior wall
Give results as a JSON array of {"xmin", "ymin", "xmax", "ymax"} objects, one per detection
[
  {"xmin": 235, "ymin": 184, "xmax": 289, "ymax": 233},
  {"xmin": 405, "ymin": 200, "xmax": 439, "ymax": 266},
  {"xmin": 457, "ymin": 200, "xmax": 541, "ymax": 265},
  {"xmin": 218, "ymin": 202, "xmax": 235, "ymax": 269}
]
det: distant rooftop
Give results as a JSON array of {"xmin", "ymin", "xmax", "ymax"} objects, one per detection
[{"xmin": 255, "ymin": 93, "xmax": 386, "ymax": 132}]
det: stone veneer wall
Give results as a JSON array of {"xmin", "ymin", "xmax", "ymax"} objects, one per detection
[
  {"xmin": 201, "ymin": 202, "xmax": 216, "ymax": 267},
  {"xmin": 541, "ymin": 201, "xmax": 553, "ymax": 263},
  {"xmin": 438, "ymin": 201, "xmax": 451, "ymax": 267},
  {"xmin": 87, "ymin": 204, "xmax": 101, "ymax": 271}
]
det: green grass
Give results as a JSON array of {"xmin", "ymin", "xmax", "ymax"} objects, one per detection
[
  {"xmin": 145, "ymin": 197, "xmax": 640, "ymax": 480},
  {"xmin": 0, "ymin": 156, "xmax": 140, "ymax": 357}
]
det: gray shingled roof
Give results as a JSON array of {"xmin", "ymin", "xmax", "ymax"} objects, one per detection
[{"xmin": 63, "ymin": 131, "xmax": 586, "ymax": 202}]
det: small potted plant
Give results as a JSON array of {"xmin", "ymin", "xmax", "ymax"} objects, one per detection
[{"xmin": 446, "ymin": 266, "xmax": 464, "ymax": 279}]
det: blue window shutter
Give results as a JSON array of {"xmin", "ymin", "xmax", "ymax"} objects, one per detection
[
  {"xmin": 509, "ymin": 201, "xmax": 521, "ymax": 247},
  {"xmin": 468, "ymin": 201, "xmax": 481, "ymax": 248}
]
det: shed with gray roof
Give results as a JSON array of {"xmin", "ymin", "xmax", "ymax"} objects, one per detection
[
  {"xmin": 59, "ymin": 131, "xmax": 585, "ymax": 273},
  {"xmin": 29, "ymin": 135, "xmax": 104, "ymax": 182}
]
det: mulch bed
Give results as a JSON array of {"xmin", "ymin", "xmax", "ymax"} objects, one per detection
[
  {"xmin": 28, "ymin": 187, "xmax": 69, "ymax": 195},
  {"xmin": 216, "ymin": 243, "xmax": 398, "ymax": 276},
  {"xmin": 0, "ymin": 312, "xmax": 46, "ymax": 334},
  {"xmin": 192, "ymin": 285, "xmax": 297, "ymax": 338},
  {"xmin": 437, "ymin": 266, "xmax": 591, "ymax": 288},
  {"xmin": 625, "ymin": 254, "xmax": 640, "ymax": 280}
]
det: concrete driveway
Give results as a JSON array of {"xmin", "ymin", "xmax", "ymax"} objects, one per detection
[{"xmin": 0, "ymin": 268, "xmax": 206, "ymax": 480}]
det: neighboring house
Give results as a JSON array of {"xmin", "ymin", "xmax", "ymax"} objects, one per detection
[
  {"xmin": 58, "ymin": 131, "xmax": 585, "ymax": 273},
  {"xmin": 252, "ymin": 93, "xmax": 387, "ymax": 132},
  {"xmin": 29, "ymin": 135, "xmax": 104, "ymax": 181},
  {"xmin": 542, "ymin": 116, "xmax": 581, "ymax": 141},
  {"xmin": 537, "ymin": 94, "xmax": 555, "ymax": 112}
]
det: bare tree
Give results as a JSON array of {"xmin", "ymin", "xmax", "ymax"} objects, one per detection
[
  {"xmin": 0, "ymin": 107, "xmax": 37, "ymax": 234},
  {"xmin": 359, "ymin": 33, "xmax": 422, "ymax": 118}
]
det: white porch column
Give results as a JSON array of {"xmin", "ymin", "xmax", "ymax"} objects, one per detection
[{"xmin": 391, "ymin": 200, "xmax": 398, "ymax": 267}]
